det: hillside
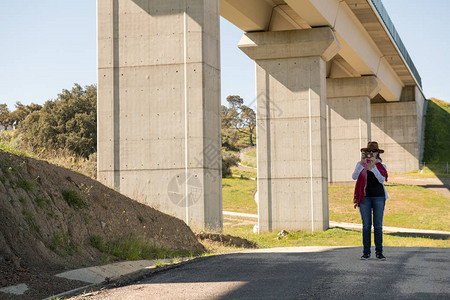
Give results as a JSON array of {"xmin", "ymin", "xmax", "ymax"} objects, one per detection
[
  {"xmin": 0, "ymin": 150, "xmax": 204, "ymax": 298},
  {"xmin": 423, "ymin": 98, "xmax": 450, "ymax": 163}
]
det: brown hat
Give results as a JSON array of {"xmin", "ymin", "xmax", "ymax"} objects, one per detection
[{"xmin": 361, "ymin": 141, "xmax": 384, "ymax": 153}]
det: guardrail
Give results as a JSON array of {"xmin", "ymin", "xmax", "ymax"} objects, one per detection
[{"xmin": 370, "ymin": 0, "xmax": 422, "ymax": 88}]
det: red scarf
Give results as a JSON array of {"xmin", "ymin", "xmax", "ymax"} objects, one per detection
[{"xmin": 353, "ymin": 160, "xmax": 388, "ymax": 208}]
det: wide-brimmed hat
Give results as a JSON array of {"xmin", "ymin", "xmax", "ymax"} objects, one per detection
[{"xmin": 361, "ymin": 141, "xmax": 384, "ymax": 153}]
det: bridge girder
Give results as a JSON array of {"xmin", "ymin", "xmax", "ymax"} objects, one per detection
[{"xmin": 220, "ymin": 0, "xmax": 422, "ymax": 102}]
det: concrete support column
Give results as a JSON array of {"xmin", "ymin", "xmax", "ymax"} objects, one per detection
[
  {"xmin": 239, "ymin": 28, "xmax": 341, "ymax": 232},
  {"xmin": 97, "ymin": 0, "xmax": 222, "ymax": 230},
  {"xmin": 371, "ymin": 86, "xmax": 425, "ymax": 172},
  {"xmin": 327, "ymin": 76, "xmax": 381, "ymax": 183}
]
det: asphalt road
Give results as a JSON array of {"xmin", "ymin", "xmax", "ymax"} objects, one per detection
[{"xmin": 74, "ymin": 246, "xmax": 449, "ymax": 300}]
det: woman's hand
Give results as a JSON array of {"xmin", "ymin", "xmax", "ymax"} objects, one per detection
[
  {"xmin": 366, "ymin": 158, "xmax": 376, "ymax": 170},
  {"xmin": 360, "ymin": 152, "xmax": 365, "ymax": 165}
]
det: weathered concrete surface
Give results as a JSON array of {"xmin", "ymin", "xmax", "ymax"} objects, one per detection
[
  {"xmin": 371, "ymin": 87, "xmax": 425, "ymax": 172},
  {"xmin": 239, "ymin": 28, "xmax": 341, "ymax": 232},
  {"xmin": 238, "ymin": 28, "xmax": 341, "ymax": 62},
  {"xmin": 327, "ymin": 76, "xmax": 381, "ymax": 183},
  {"xmin": 0, "ymin": 283, "xmax": 28, "ymax": 296},
  {"xmin": 97, "ymin": 0, "xmax": 222, "ymax": 230}
]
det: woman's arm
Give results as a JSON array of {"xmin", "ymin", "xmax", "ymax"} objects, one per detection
[
  {"xmin": 370, "ymin": 164, "xmax": 387, "ymax": 183},
  {"xmin": 352, "ymin": 162, "xmax": 364, "ymax": 180}
]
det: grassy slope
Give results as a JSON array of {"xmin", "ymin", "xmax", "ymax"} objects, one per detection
[
  {"xmin": 222, "ymin": 170, "xmax": 257, "ymax": 214},
  {"xmin": 243, "ymin": 148, "xmax": 256, "ymax": 157},
  {"xmin": 423, "ymin": 98, "xmax": 450, "ymax": 163},
  {"xmin": 0, "ymin": 130, "xmax": 97, "ymax": 179},
  {"xmin": 240, "ymin": 148, "xmax": 257, "ymax": 168},
  {"xmin": 0, "ymin": 149, "xmax": 204, "ymax": 271},
  {"xmin": 222, "ymin": 128, "xmax": 255, "ymax": 149}
]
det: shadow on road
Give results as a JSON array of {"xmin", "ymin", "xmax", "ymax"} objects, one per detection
[
  {"xmin": 86, "ymin": 247, "xmax": 450, "ymax": 299},
  {"xmin": 386, "ymin": 232, "xmax": 449, "ymax": 240}
]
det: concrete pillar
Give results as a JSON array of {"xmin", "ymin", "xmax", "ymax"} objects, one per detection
[
  {"xmin": 239, "ymin": 28, "xmax": 341, "ymax": 232},
  {"xmin": 371, "ymin": 86, "xmax": 425, "ymax": 172},
  {"xmin": 327, "ymin": 76, "xmax": 381, "ymax": 183},
  {"xmin": 97, "ymin": 0, "xmax": 222, "ymax": 231}
]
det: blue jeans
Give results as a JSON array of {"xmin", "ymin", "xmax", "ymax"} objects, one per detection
[{"xmin": 359, "ymin": 196, "xmax": 386, "ymax": 254}]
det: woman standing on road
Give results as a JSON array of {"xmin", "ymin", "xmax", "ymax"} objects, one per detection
[{"xmin": 352, "ymin": 141, "xmax": 388, "ymax": 261}]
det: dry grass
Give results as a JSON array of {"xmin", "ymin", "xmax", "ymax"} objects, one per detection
[{"xmin": 0, "ymin": 130, "xmax": 97, "ymax": 179}]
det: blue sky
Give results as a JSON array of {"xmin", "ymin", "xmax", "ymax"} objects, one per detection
[{"xmin": 0, "ymin": 0, "xmax": 449, "ymax": 110}]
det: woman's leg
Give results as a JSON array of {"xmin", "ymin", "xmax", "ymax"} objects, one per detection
[
  {"xmin": 372, "ymin": 197, "xmax": 386, "ymax": 254},
  {"xmin": 359, "ymin": 197, "xmax": 372, "ymax": 254}
]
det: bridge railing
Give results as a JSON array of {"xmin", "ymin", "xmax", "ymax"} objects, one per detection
[{"xmin": 370, "ymin": 0, "xmax": 422, "ymax": 88}]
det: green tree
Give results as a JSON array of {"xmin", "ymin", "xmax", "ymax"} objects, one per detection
[
  {"xmin": 225, "ymin": 95, "xmax": 256, "ymax": 146},
  {"xmin": 221, "ymin": 104, "xmax": 241, "ymax": 150},
  {"xmin": 0, "ymin": 104, "xmax": 10, "ymax": 129},
  {"xmin": 25, "ymin": 103, "xmax": 43, "ymax": 114},
  {"xmin": 221, "ymin": 105, "xmax": 234, "ymax": 129},
  {"xmin": 9, "ymin": 102, "xmax": 28, "ymax": 128},
  {"xmin": 19, "ymin": 84, "xmax": 97, "ymax": 158},
  {"xmin": 239, "ymin": 105, "xmax": 256, "ymax": 146},
  {"xmin": 0, "ymin": 102, "xmax": 43, "ymax": 129}
]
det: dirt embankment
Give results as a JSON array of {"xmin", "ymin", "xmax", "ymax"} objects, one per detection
[{"xmin": 0, "ymin": 150, "xmax": 204, "ymax": 298}]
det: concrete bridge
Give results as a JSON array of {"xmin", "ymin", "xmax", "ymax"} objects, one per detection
[{"xmin": 97, "ymin": 0, "xmax": 425, "ymax": 232}]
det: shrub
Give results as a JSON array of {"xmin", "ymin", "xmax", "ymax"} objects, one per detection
[
  {"xmin": 17, "ymin": 180, "xmax": 33, "ymax": 191},
  {"xmin": 35, "ymin": 197, "xmax": 50, "ymax": 208},
  {"xmin": 62, "ymin": 189, "xmax": 87, "ymax": 209},
  {"xmin": 50, "ymin": 232, "xmax": 80, "ymax": 256},
  {"xmin": 222, "ymin": 129, "xmax": 240, "ymax": 151},
  {"xmin": 90, "ymin": 235, "xmax": 107, "ymax": 252},
  {"xmin": 222, "ymin": 152, "xmax": 240, "ymax": 177},
  {"xmin": 89, "ymin": 235, "xmax": 191, "ymax": 261}
]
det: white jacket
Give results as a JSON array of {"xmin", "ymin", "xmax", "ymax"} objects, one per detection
[{"xmin": 352, "ymin": 162, "xmax": 389, "ymax": 199}]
